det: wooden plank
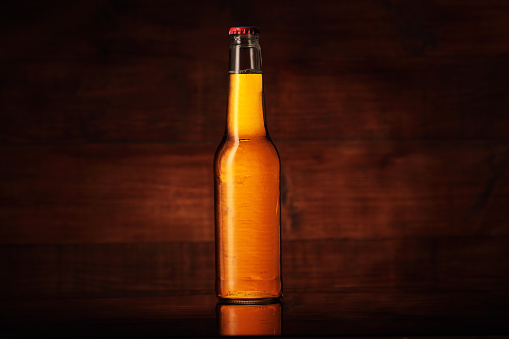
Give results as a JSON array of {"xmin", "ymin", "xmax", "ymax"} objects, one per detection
[
  {"xmin": 1, "ymin": 141, "xmax": 508, "ymax": 244},
  {"xmin": 279, "ymin": 140, "xmax": 509, "ymax": 240},
  {"xmin": 261, "ymin": 0, "xmax": 509, "ymax": 58},
  {"xmin": 266, "ymin": 57, "xmax": 509, "ymax": 141},
  {"xmin": 0, "ymin": 242, "xmax": 215, "ymax": 300},
  {"xmin": 0, "ymin": 58, "xmax": 228, "ymax": 144},
  {"xmin": 1, "ymin": 2, "xmax": 509, "ymax": 144},
  {"xmin": 436, "ymin": 237, "xmax": 509, "ymax": 289},
  {"xmin": 1, "ymin": 238, "xmax": 507, "ymax": 300},
  {"xmin": 1, "ymin": 57, "xmax": 508, "ymax": 143},
  {"xmin": 1, "ymin": 1, "xmax": 508, "ymax": 62},
  {"xmin": 0, "ymin": 239, "xmax": 432, "ymax": 299},
  {"xmin": 0, "ymin": 144, "xmax": 216, "ymax": 244},
  {"xmin": 282, "ymin": 238, "xmax": 435, "ymax": 290}
]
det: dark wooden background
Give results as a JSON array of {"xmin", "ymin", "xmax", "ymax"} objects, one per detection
[{"xmin": 1, "ymin": 0, "xmax": 508, "ymax": 301}]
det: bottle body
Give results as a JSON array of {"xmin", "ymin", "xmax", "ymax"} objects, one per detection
[
  {"xmin": 214, "ymin": 130, "xmax": 281, "ymax": 299},
  {"xmin": 214, "ymin": 30, "xmax": 281, "ymax": 300}
]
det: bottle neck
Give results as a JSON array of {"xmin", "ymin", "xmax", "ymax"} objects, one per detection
[
  {"xmin": 229, "ymin": 34, "xmax": 262, "ymax": 74},
  {"xmin": 227, "ymin": 34, "xmax": 266, "ymax": 139}
]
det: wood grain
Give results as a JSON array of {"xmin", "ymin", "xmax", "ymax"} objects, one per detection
[
  {"xmin": 1, "ymin": 0, "xmax": 509, "ymax": 301},
  {"xmin": 280, "ymin": 140, "xmax": 509, "ymax": 240},
  {"xmin": 1, "ymin": 238, "xmax": 507, "ymax": 300},
  {"xmin": 2, "ymin": 1, "xmax": 509, "ymax": 62},
  {"xmin": 1, "ymin": 141, "xmax": 508, "ymax": 244},
  {"xmin": 0, "ymin": 144, "xmax": 216, "ymax": 244},
  {"xmin": 1, "ymin": 2, "xmax": 509, "ymax": 143},
  {"xmin": 1, "ymin": 56, "xmax": 508, "ymax": 144}
]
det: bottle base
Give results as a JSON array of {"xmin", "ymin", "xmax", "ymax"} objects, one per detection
[
  {"xmin": 217, "ymin": 290, "xmax": 282, "ymax": 304},
  {"xmin": 217, "ymin": 296, "xmax": 281, "ymax": 305}
]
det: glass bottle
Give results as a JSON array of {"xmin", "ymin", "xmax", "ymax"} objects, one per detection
[{"xmin": 214, "ymin": 26, "xmax": 282, "ymax": 301}]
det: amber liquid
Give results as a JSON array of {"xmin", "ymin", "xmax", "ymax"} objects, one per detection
[
  {"xmin": 217, "ymin": 302, "xmax": 282, "ymax": 336},
  {"xmin": 214, "ymin": 74, "xmax": 281, "ymax": 300}
]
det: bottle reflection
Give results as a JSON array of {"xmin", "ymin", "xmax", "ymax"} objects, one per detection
[{"xmin": 217, "ymin": 300, "xmax": 282, "ymax": 336}]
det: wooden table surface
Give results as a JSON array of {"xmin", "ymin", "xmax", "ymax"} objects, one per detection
[{"xmin": 2, "ymin": 288, "xmax": 509, "ymax": 337}]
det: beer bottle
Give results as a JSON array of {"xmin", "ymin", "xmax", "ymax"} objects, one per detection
[{"xmin": 214, "ymin": 26, "xmax": 282, "ymax": 300}]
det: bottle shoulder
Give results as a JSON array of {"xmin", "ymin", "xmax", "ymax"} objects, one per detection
[
  {"xmin": 214, "ymin": 137, "xmax": 280, "ymax": 166},
  {"xmin": 215, "ymin": 137, "xmax": 279, "ymax": 152}
]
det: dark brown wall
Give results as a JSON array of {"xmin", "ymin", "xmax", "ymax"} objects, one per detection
[{"xmin": 1, "ymin": 0, "xmax": 508, "ymax": 300}]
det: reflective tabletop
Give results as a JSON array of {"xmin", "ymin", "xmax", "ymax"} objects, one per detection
[{"xmin": 2, "ymin": 288, "xmax": 509, "ymax": 337}]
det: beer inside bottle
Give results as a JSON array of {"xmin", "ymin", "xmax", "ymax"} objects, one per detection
[{"xmin": 214, "ymin": 27, "xmax": 282, "ymax": 300}]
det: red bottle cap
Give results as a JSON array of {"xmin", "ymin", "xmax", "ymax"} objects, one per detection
[{"xmin": 229, "ymin": 26, "xmax": 260, "ymax": 35}]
